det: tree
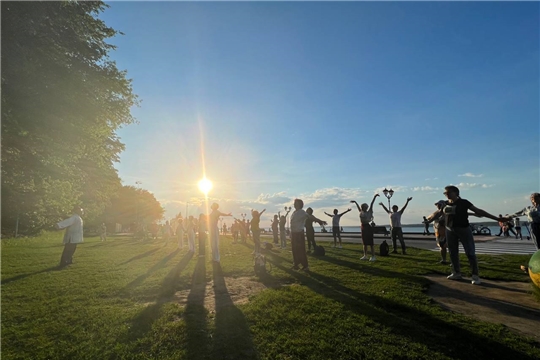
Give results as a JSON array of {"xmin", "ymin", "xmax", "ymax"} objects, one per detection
[
  {"xmin": 102, "ymin": 186, "xmax": 165, "ymax": 230},
  {"xmin": 1, "ymin": 1, "xmax": 138, "ymax": 234}
]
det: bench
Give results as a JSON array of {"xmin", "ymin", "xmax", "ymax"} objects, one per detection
[{"xmin": 372, "ymin": 226, "xmax": 390, "ymax": 236}]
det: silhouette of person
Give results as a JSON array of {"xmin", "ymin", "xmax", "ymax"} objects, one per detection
[
  {"xmin": 209, "ymin": 203, "xmax": 232, "ymax": 263},
  {"xmin": 422, "ymin": 216, "xmax": 431, "ymax": 235},
  {"xmin": 509, "ymin": 193, "xmax": 540, "ymax": 249},
  {"xmin": 351, "ymin": 194, "xmax": 379, "ymax": 261},
  {"xmin": 186, "ymin": 216, "xmax": 195, "ymax": 252},
  {"xmin": 100, "ymin": 223, "xmax": 107, "ymax": 242},
  {"xmin": 305, "ymin": 207, "xmax": 319, "ymax": 252},
  {"xmin": 176, "ymin": 217, "xmax": 184, "ymax": 249},
  {"xmin": 198, "ymin": 214, "xmax": 207, "ymax": 257},
  {"xmin": 324, "ymin": 208, "xmax": 352, "ymax": 248},
  {"xmin": 289, "ymin": 199, "xmax": 326, "ymax": 271},
  {"xmin": 379, "ymin": 197, "xmax": 412, "ymax": 254},
  {"xmin": 271, "ymin": 215, "xmax": 279, "ymax": 245},
  {"xmin": 425, "ymin": 201, "xmax": 448, "ymax": 264},
  {"xmin": 278, "ymin": 208, "xmax": 291, "ymax": 249},
  {"xmin": 250, "ymin": 208, "xmax": 266, "ymax": 256}
]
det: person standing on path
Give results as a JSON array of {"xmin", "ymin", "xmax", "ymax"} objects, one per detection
[
  {"xmin": 351, "ymin": 194, "xmax": 379, "ymax": 261},
  {"xmin": 509, "ymin": 192, "xmax": 540, "ymax": 249},
  {"xmin": 437, "ymin": 185, "xmax": 507, "ymax": 285},
  {"xmin": 209, "ymin": 203, "xmax": 232, "ymax": 263},
  {"xmin": 271, "ymin": 215, "xmax": 279, "ymax": 245},
  {"xmin": 379, "ymin": 197, "xmax": 412, "ymax": 254},
  {"xmin": 279, "ymin": 208, "xmax": 291, "ymax": 249},
  {"xmin": 324, "ymin": 208, "xmax": 352, "ymax": 248},
  {"xmin": 57, "ymin": 206, "xmax": 84, "ymax": 267},
  {"xmin": 425, "ymin": 200, "xmax": 449, "ymax": 264},
  {"xmin": 250, "ymin": 208, "xmax": 266, "ymax": 256},
  {"xmin": 289, "ymin": 199, "xmax": 326, "ymax": 272}
]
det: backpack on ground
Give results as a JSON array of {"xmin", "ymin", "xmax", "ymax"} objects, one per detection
[
  {"xmin": 254, "ymin": 254, "xmax": 271, "ymax": 276},
  {"xmin": 313, "ymin": 245, "xmax": 325, "ymax": 256},
  {"xmin": 379, "ymin": 240, "xmax": 389, "ymax": 256}
]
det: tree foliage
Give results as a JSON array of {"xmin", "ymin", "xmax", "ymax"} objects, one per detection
[
  {"xmin": 103, "ymin": 186, "xmax": 165, "ymax": 229},
  {"xmin": 1, "ymin": 1, "xmax": 139, "ymax": 234}
]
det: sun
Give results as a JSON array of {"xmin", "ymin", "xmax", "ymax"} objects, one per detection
[{"xmin": 198, "ymin": 177, "xmax": 213, "ymax": 195}]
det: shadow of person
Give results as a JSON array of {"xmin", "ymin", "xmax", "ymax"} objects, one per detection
[
  {"xmin": 1, "ymin": 266, "xmax": 61, "ymax": 285},
  {"xmin": 211, "ymin": 261, "xmax": 258, "ymax": 359},
  {"xmin": 125, "ymin": 249, "xmax": 180, "ymax": 290},
  {"xmin": 185, "ymin": 257, "xmax": 211, "ymax": 359},
  {"xmin": 119, "ymin": 248, "xmax": 159, "ymax": 265}
]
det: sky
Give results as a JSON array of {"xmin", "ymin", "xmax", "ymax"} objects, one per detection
[{"xmin": 99, "ymin": 1, "xmax": 539, "ymax": 227}]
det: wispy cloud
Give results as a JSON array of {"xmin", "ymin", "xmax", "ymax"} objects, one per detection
[
  {"xmin": 412, "ymin": 186, "xmax": 440, "ymax": 192},
  {"xmin": 451, "ymin": 182, "xmax": 494, "ymax": 190},
  {"xmin": 458, "ymin": 173, "xmax": 483, "ymax": 178}
]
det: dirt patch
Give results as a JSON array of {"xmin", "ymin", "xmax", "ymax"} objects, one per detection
[
  {"xmin": 174, "ymin": 276, "xmax": 276, "ymax": 312},
  {"xmin": 425, "ymin": 275, "xmax": 540, "ymax": 342}
]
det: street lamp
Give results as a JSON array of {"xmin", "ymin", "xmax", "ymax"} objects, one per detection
[{"xmin": 382, "ymin": 188, "xmax": 394, "ymax": 210}]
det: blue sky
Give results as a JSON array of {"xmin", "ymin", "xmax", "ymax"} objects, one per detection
[{"xmin": 100, "ymin": 2, "xmax": 539, "ymax": 226}]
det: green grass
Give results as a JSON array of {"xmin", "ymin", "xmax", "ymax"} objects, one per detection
[{"xmin": 2, "ymin": 233, "xmax": 539, "ymax": 359}]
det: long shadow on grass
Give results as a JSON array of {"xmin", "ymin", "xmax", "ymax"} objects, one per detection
[
  {"xmin": 1, "ymin": 266, "xmax": 60, "ymax": 285},
  {"xmin": 185, "ymin": 257, "xmax": 211, "ymax": 359},
  {"xmin": 266, "ymin": 257, "xmax": 537, "ymax": 359},
  {"xmin": 126, "ymin": 251, "xmax": 194, "ymax": 342},
  {"xmin": 212, "ymin": 262, "xmax": 258, "ymax": 359},
  {"xmin": 120, "ymin": 248, "xmax": 159, "ymax": 265},
  {"xmin": 124, "ymin": 249, "xmax": 180, "ymax": 290}
]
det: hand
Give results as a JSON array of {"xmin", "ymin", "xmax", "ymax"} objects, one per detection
[
  {"xmin": 374, "ymin": 194, "xmax": 380, "ymax": 197},
  {"xmin": 407, "ymin": 197, "xmax": 413, "ymax": 201},
  {"xmin": 350, "ymin": 200, "xmax": 356, "ymax": 203},
  {"xmin": 348, "ymin": 208, "xmax": 351, "ymax": 211},
  {"xmin": 378, "ymin": 202, "xmax": 384, "ymax": 206}
]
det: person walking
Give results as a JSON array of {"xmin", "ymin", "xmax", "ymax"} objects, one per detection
[
  {"xmin": 289, "ymin": 199, "xmax": 326, "ymax": 272},
  {"xmin": 324, "ymin": 208, "xmax": 352, "ymax": 248},
  {"xmin": 436, "ymin": 185, "xmax": 507, "ymax": 285},
  {"xmin": 250, "ymin": 208, "xmax": 266, "ymax": 256},
  {"xmin": 57, "ymin": 206, "xmax": 84, "ymax": 267},
  {"xmin": 509, "ymin": 192, "xmax": 540, "ymax": 249},
  {"xmin": 209, "ymin": 203, "xmax": 232, "ymax": 263},
  {"xmin": 379, "ymin": 197, "xmax": 412, "ymax": 254},
  {"xmin": 351, "ymin": 194, "xmax": 379, "ymax": 261}
]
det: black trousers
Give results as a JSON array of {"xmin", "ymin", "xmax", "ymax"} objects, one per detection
[{"xmin": 60, "ymin": 242, "xmax": 77, "ymax": 266}]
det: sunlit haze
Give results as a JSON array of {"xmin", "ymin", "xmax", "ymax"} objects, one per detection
[{"xmin": 99, "ymin": 2, "xmax": 539, "ymax": 226}]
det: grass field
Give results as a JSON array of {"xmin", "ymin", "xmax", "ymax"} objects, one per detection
[{"xmin": 2, "ymin": 233, "xmax": 539, "ymax": 359}]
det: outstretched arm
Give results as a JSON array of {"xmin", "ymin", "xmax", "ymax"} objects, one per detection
[
  {"xmin": 308, "ymin": 213, "xmax": 327, "ymax": 226},
  {"xmin": 324, "ymin": 212, "xmax": 333, "ymax": 218},
  {"xmin": 399, "ymin": 197, "xmax": 413, "ymax": 214},
  {"xmin": 368, "ymin": 194, "xmax": 380, "ymax": 212},
  {"xmin": 379, "ymin": 202, "xmax": 390, "ymax": 214},
  {"xmin": 469, "ymin": 205, "xmax": 507, "ymax": 222},
  {"xmin": 425, "ymin": 209, "xmax": 442, "ymax": 223},
  {"xmin": 350, "ymin": 200, "xmax": 362, "ymax": 212},
  {"xmin": 339, "ymin": 208, "xmax": 352, "ymax": 216},
  {"xmin": 219, "ymin": 211, "xmax": 232, "ymax": 217},
  {"xmin": 260, "ymin": 209, "xmax": 266, "ymax": 216}
]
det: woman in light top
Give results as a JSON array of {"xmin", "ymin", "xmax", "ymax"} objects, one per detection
[
  {"xmin": 209, "ymin": 203, "xmax": 232, "ymax": 263},
  {"xmin": 351, "ymin": 193, "xmax": 380, "ymax": 261},
  {"xmin": 509, "ymin": 192, "xmax": 540, "ymax": 249}
]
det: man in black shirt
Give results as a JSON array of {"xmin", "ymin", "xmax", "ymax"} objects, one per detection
[{"xmin": 440, "ymin": 185, "xmax": 507, "ymax": 285}]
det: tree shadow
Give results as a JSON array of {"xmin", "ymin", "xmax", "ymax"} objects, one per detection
[
  {"xmin": 211, "ymin": 262, "xmax": 258, "ymax": 359},
  {"xmin": 185, "ymin": 257, "xmax": 211, "ymax": 359},
  {"xmin": 119, "ymin": 248, "xmax": 159, "ymax": 265},
  {"xmin": 1, "ymin": 266, "xmax": 61, "ymax": 285},
  {"xmin": 265, "ymin": 258, "xmax": 536, "ymax": 359},
  {"xmin": 125, "ymin": 251, "xmax": 194, "ymax": 342},
  {"xmin": 124, "ymin": 249, "xmax": 180, "ymax": 290}
]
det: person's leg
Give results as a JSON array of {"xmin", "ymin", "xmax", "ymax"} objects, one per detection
[
  {"xmin": 64, "ymin": 242, "xmax": 77, "ymax": 265},
  {"xmin": 361, "ymin": 244, "xmax": 368, "ymax": 259},
  {"xmin": 211, "ymin": 230, "xmax": 220, "ymax": 262},
  {"xmin": 254, "ymin": 230, "xmax": 260, "ymax": 255},
  {"xmin": 391, "ymin": 228, "xmax": 398, "ymax": 252},
  {"xmin": 337, "ymin": 228, "xmax": 342, "ymax": 247},
  {"xmin": 446, "ymin": 228, "xmax": 461, "ymax": 276},
  {"xmin": 332, "ymin": 227, "xmax": 337, "ymax": 247},
  {"xmin": 509, "ymin": 228, "xmax": 517, "ymax": 236},
  {"xmin": 291, "ymin": 233, "xmax": 300, "ymax": 268},
  {"xmin": 397, "ymin": 228, "xmax": 406, "ymax": 253},
  {"xmin": 530, "ymin": 223, "xmax": 540, "ymax": 250},
  {"xmin": 454, "ymin": 226, "xmax": 479, "ymax": 277},
  {"xmin": 60, "ymin": 243, "xmax": 70, "ymax": 266},
  {"xmin": 297, "ymin": 233, "xmax": 309, "ymax": 269}
]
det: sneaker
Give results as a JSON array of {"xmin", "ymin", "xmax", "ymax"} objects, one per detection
[
  {"xmin": 369, "ymin": 256, "xmax": 377, "ymax": 262},
  {"xmin": 338, "ymin": 245, "xmax": 343, "ymax": 249},
  {"xmin": 360, "ymin": 255, "xmax": 369, "ymax": 261},
  {"xmin": 447, "ymin": 273, "xmax": 462, "ymax": 280},
  {"xmin": 471, "ymin": 275, "xmax": 482, "ymax": 285},
  {"xmin": 439, "ymin": 260, "xmax": 449, "ymax": 264},
  {"xmin": 301, "ymin": 267, "xmax": 310, "ymax": 272},
  {"xmin": 391, "ymin": 250, "xmax": 398, "ymax": 254}
]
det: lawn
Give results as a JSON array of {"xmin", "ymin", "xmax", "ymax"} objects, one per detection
[{"xmin": 2, "ymin": 233, "xmax": 539, "ymax": 359}]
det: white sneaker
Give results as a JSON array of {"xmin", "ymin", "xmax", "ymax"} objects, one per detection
[
  {"xmin": 447, "ymin": 273, "xmax": 462, "ymax": 280},
  {"xmin": 369, "ymin": 256, "xmax": 376, "ymax": 262},
  {"xmin": 360, "ymin": 255, "xmax": 368, "ymax": 260},
  {"xmin": 338, "ymin": 245, "xmax": 343, "ymax": 249},
  {"xmin": 471, "ymin": 275, "xmax": 482, "ymax": 285}
]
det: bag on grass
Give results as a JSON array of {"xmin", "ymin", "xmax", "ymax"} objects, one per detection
[
  {"xmin": 313, "ymin": 245, "xmax": 325, "ymax": 256},
  {"xmin": 254, "ymin": 254, "xmax": 268, "ymax": 276},
  {"xmin": 379, "ymin": 240, "xmax": 389, "ymax": 256}
]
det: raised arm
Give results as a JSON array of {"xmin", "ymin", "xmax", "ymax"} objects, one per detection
[
  {"xmin": 368, "ymin": 194, "xmax": 380, "ymax": 212},
  {"xmin": 308, "ymin": 213, "xmax": 327, "ymax": 226},
  {"xmin": 509, "ymin": 208, "xmax": 526, "ymax": 218},
  {"xmin": 218, "ymin": 211, "xmax": 232, "ymax": 217},
  {"xmin": 260, "ymin": 209, "xmax": 266, "ymax": 216},
  {"xmin": 350, "ymin": 200, "xmax": 362, "ymax": 212},
  {"xmin": 399, "ymin": 197, "xmax": 413, "ymax": 214},
  {"xmin": 324, "ymin": 211, "xmax": 333, "ymax": 218},
  {"xmin": 339, "ymin": 208, "xmax": 352, "ymax": 217},
  {"xmin": 378, "ymin": 202, "xmax": 390, "ymax": 214}
]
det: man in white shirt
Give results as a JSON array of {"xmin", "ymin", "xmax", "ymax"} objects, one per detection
[
  {"xmin": 57, "ymin": 206, "xmax": 84, "ymax": 267},
  {"xmin": 379, "ymin": 197, "xmax": 412, "ymax": 254}
]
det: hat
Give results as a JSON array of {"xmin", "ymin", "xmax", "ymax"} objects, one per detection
[{"xmin": 434, "ymin": 200, "xmax": 446, "ymax": 207}]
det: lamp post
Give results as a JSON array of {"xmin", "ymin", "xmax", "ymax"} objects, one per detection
[
  {"xmin": 382, "ymin": 188, "xmax": 394, "ymax": 211},
  {"xmin": 284, "ymin": 206, "xmax": 291, "ymax": 232}
]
